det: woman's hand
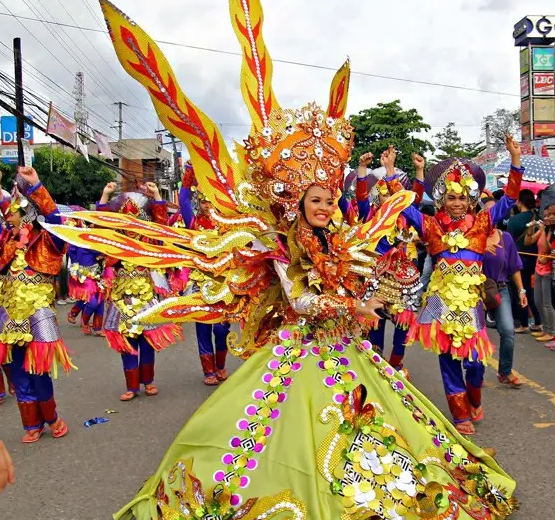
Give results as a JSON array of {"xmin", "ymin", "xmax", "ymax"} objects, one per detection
[
  {"xmin": 519, "ymin": 292, "xmax": 528, "ymax": 308},
  {"xmin": 358, "ymin": 152, "xmax": 373, "ymax": 168},
  {"xmin": 382, "ymin": 146, "xmax": 397, "ymax": 175},
  {"xmin": 357, "ymin": 152, "xmax": 373, "ymax": 178},
  {"xmin": 506, "ymin": 135, "xmax": 521, "ymax": 168},
  {"xmin": 99, "ymin": 181, "xmax": 117, "ymax": 204},
  {"xmin": 355, "ymin": 297, "xmax": 385, "ymax": 319},
  {"xmin": 0, "ymin": 440, "xmax": 15, "ymax": 493},
  {"xmin": 142, "ymin": 182, "xmax": 162, "ymax": 201},
  {"xmin": 17, "ymin": 166, "xmax": 39, "ymax": 187},
  {"xmin": 103, "ymin": 182, "xmax": 117, "ymax": 197}
]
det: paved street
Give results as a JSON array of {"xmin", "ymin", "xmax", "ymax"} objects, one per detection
[{"xmin": 1, "ymin": 311, "xmax": 554, "ymax": 519}]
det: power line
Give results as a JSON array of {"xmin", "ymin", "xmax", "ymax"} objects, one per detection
[
  {"xmin": 23, "ymin": 0, "xmax": 153, "ymax": 137},
  {"xmin": 0, "ymin": 11, "xmax": 520, "ymax": 98}
]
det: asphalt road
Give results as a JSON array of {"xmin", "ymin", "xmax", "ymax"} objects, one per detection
[{"xmin": 1, "ymin": 311, "xmax": 554, "ymax": 519}]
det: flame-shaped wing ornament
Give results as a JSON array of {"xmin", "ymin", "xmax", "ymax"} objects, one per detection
[
  {"xmin": 327, "ymin": 59, "xmax": 351, "ymax": 119},
  {"xmin": 351, "ymin": 190, "xmax": 416, "ymax": 253},
  {"xmin": 134, "ymin": 293, "xmax": 247, "ymax": 325},
  {"xmin": 42, "ymin": 223, "xmax": 237, "ymax": 271},
  {"xmin": 230, "ymin": 0, "xmax": 281, "ymax": 133},
  {"xmin": 68, "ymin": 211, "xmax": 196, "ymax": 246},
  {"xmin": 99, "ymin": 0, "xmax": 241, "ymax": 216}
]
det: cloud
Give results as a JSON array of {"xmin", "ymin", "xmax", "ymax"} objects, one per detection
[{"xmin": 1, "ymin": 0, "xmax": 552, "ymax": 150}]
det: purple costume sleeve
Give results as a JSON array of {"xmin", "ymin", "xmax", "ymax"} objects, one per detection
[{"xmin": 179, "ymin": 187, "xmax": 195, "ymax": 229}]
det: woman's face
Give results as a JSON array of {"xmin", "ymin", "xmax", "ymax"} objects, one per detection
[
  {"xmin": 444, "ymin": 192, "xmax": 470, "ymax": 219},
  {"xmin": 6, "ymin": 210, "xmax": 22, "ymax": 230},
  {"xmin": 199, "ymin": 199, "xmax": 212, "ymax": 217},
  {"xmin": 303, "ymin": 185, "xmax": 335, "ymax": 229},
  {"xmin": 544, "ymin": 205, "xmax": 555, "ymax": 225}
]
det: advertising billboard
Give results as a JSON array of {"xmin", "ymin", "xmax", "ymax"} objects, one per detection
[
  {"xmin": 521, "ymin": 99, "xmax": 531, "ymax": 123},
  {"xmin": 520, "ymin": 48, "xmax": 530, "ymax": 73},
  {"xmin": 533, "ymin": 47, "xmax": 555, "ymax": 70},
  {"xmin": 521, "ymin": 74, "xmax": 530, "ymax": 97},
  {"xmin": 522, "ymin": 123, "xmax": 531, "ymax": 141},
  {"xmin": 534, "ymin": 98, "xmax": 555, "ymax": 120},
  {"xmin": 533, "ymin": 72, "xmax": 555, "ymax": 94},
  {"xmin": 1, "ymin": 115, "xmax": 34, "ymax": 145},
  {"xmin": 534, "ymin": 122, "xmax": 555, "ymax": 137}
]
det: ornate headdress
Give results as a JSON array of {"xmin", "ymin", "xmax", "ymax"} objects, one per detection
[
  {"xmin": 98, "ymin": 0, "xmax": 353, "ymax": 231},
  {"xmin": 368, "ymin": 167, "xmax": 411, "ymax": 207},
  {"xmin": 426, "ymin": 158, "xmax": 485, "ymax": 209},
  {"xmin": 244, "ymin": 103, "xmax": 354, "ymax": 222},
  {"xmin": 106, "ymin": 191, "xmax": 152, "ymax": 221},
  {"xmin": 7, "ymin": 176, "xmax": 39, "ymax": 224}
]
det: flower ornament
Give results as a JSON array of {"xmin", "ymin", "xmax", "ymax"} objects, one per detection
[{"xmin": 428, "ymin": 159, "xmax": 485, "ymax": 209}]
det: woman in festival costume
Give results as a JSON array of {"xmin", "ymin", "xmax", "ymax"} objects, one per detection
[
  {"xmin": 94, "ymin": 181, "xmax": 183, "ymax": 401},
  {"xmin": 67, "ymin": 242, "xmax": 105, "ymax": 336},
  {"xmin": 179, "ymin": 162, "xmax": 230, "ymax": 386},
  {"xmin": 0, "ymin": 366, "xmax": 14, "ymax": 405},
  {"xmin": 354, "ymin": 150, "xmax": 424, "ymax": 372},
  {"xmin": 45, "ymin": 2, "xmax": 518, "ymax": 518},
  {"xmin": 0, "ymin": 190, "xmax": 15, "ymax": 405},
  {"xmin": 400, "ymin": 140, "xmax": 523, "ymax": 435},
  {"xmin": 0, "ymin": 166, "xmax": 71, "ymax": 443}
]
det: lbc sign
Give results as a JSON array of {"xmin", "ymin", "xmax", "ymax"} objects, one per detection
[
  {"xmin": 1, "ymin": 115, "xmax": 33, "ymax": 145},
  {"xmin": 514, "ymin": 16, "xmax": 555, "ymax": 46}
]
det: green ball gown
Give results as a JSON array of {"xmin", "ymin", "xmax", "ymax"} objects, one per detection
[{"xmin": 114, "ymin": 262, "xmax": 517, "ymax": 520}]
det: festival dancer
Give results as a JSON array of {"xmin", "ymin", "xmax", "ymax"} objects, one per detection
[
  {"xmin": 97, "ymin": 181, "xmax": 183, "ymax": 401},
  {"xmin": 0, "ymin": 167, "xmax": 72, "ymax": 442},
  {"xmin": 399, "ymin": 138, "xmax": 523, "ymax": 435},
  {"xmin": 0, "ymin": 366, "xmax": 14, "ymax": 405},
  {"xmin": 47, "ymin": 2, "xmax": 519, "ymax": 518},
  {"xmin": 179, "ymin": 163, "xmax": 230, "ymax": 385},
  {"xmin": 353, "ymin": 149, "xmax": 423, "ymax": 373},
  {"xmin": 67, "ymin": 243, "xmax": 105, "ymax": 335}
]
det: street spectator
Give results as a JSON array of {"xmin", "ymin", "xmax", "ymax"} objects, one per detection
[
  {"xmin": 507, "ymin": 189, "xmax": 542, "ymax": 333},
  {"xmin": 525, "ymin": 204, "xmax": 555, "ymax": 344},
  {"xmin": 0, "ymin": 440, "xmax": 15, "ymax": 493},
  {"xmin": 482, "ymin": 199, "xmax": 524, "ymax": 388}
]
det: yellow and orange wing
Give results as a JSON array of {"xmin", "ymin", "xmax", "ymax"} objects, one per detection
[
  {"xmin": 353, "ymin": 190, "xmax": 416, "ymax": 253},
  {"xmin": 134, "ymin": 293, "xmax": 246, "ymax": 325},
  {"xmin": 230, "ymin": 0, "xmax": 281, "ymax": 134},
  {"xmin": 327, "ymin": 59, "xmax": 351, "ymax": 119},
  {"xmin": 100, "ymin": 0, "xmax": 241, "ymax": 216},
  {"xmin": 42, "ymin": 223, "xmax": 236, "ymax": 271},
  {"xmin": 69, "ymin": 211, "xmax": 196, "ymax": 247}
]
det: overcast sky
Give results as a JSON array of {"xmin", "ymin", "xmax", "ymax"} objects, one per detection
[{"xmin": 0, "ymin": 0, "xmax": 551, "ymax": 149}]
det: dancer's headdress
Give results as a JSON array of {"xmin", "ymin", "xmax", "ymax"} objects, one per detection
[
  {"xmin": 99, "ymin": 0, "xmax": 354, "ymax": 229},
  {"xmin": 106, "ymin": 191, "xmax": 152, "ymax": 221},
  {"xmin": 425, "ymin": 159, "xmax": 485, "ymax": 209}
]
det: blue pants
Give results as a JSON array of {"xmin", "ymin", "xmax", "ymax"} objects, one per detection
[
  {"xmin": 196, "ymin": 323, "xmax": 230, "ymax": 376},
  {"xmin": 121, "ymin": 336, "xmax": 156, "ymax": 392},
  {"xmin": 439, "ymin": 351, "xmax": 485, "ymax": 423},
  {"xmin": 369, "ymin": 318, "xmax": 407, "ymax": 368},
  {"xmin": 492, "ymin": 286, "xmax": 516, "ymax": 376},
  {"xmin": 82, "ymin": 293, "xmax": 105, "ymax": 331},
  {"xmin": 10, "ymin": 347, "xmax": 58, "ymax": 431}
]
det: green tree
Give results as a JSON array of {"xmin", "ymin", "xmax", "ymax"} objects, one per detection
[
  {"xmin": 32, "ymin": 146, "xmax": 114, "ymax": 207},
  {"xmin": 433, "ymin": 122, "xmax": 486, "ymax": 162},
  {"xmin": 481, "ymin": 109, "xmax": 520, "ymax": 151},
  {"xmin": 350, "ymin": 100, "xmax": 434, "ymax": 175}
]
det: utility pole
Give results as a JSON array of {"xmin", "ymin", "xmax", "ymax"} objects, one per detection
[
  {"xmin": 485, "ymin": 122, "xmax": 492, "ymax": 149},
  {"xmin": 168, "ymin": 132, "xmax": 180, "ymax": 187},
  {"xmin": 112, "ymin": 101, "xmax": 127, "ymax": 140},
  {"xmin": 74, "ymin": 72, "xmax": 89, "ymax": 142},
  {"xmin": 13, "ymin": 38, "xmax": 24, "ymax": 166}
]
